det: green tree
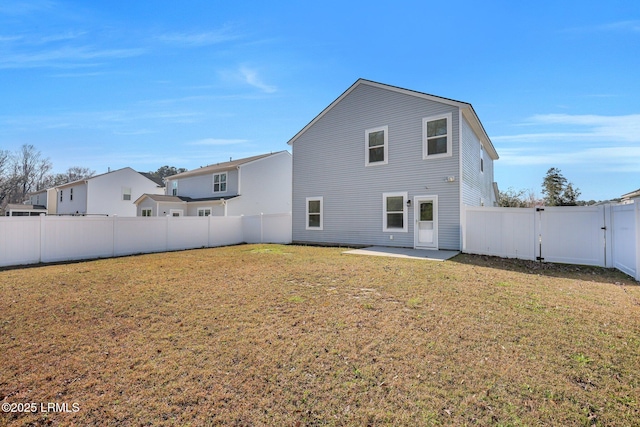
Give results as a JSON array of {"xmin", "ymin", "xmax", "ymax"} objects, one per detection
[
  {"xmin": 541, "ymin": 167, "xmax": 581, "ymax": 206},
  {"xmin": 499, "ymin": 187, "xmax": 527, "ymax": 207},
  {"xmin": 149, "ymin": 165, "xmax": 187, "ymax": 180}
]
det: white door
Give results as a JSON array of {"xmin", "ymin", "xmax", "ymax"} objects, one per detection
[{"xmin": 414, "ymin": 196, "xmax": 438, "ymax": 249}]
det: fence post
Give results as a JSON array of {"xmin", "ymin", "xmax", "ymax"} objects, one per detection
[
  {"xmin": 39, "ymin": 213, "xmax": 46, "ymax": 264},
  {"xmin": 112, "ymin": 215, "xmax": 118, "ymax": 257},
  {"xmin": 635, "ymin": 198, "xmax": 640, "ymax": 282},
  {"xmin": 603, "ymin": 204, "xmax": 613, "ymax": 268},
  {"xmin": 260, "ymin": 213, "xmax": 264, "ymax": 243}
]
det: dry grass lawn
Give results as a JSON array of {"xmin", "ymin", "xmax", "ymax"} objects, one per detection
[{"xmin": 1, "ymin": 244, "xmax": 639, "ymax": 426}]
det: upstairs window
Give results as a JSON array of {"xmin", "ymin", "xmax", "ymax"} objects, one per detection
[
  {"xmin": 122, "ymin": 187, "xmax": 132, "ymax": 201},
  {"xmin": 213, "ymin": 173, "xmax": 227, "ymax": 193},
  {"xmin": 423, "ymin": 113, "xmax": 452, "ymax": 159},
  {"xmin": 60, "ymin": 190, "xmax": 63, "ymax": 202},
  {"xmin": 480, "ymin": 145, "xmax": 484, "ymax": 173},
  {"xmin": 70, "ymin": 188, "xmax": 73, "ymax": 201},
  {"xmin": 171, "ymin": 181, "xmax": 178, "ymax": 196},
  {"xmin": 365, "ymin": 125, "xmax": 388, "ymax": 166}
]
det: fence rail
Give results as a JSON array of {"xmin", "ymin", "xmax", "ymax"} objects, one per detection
[
  {"xmin": 463, "ymin": 201, "xmax": 640, "ymax": 281},
  {"xmin": 0, "ymin": 213, "xmax": 292, "ymax": 268}
]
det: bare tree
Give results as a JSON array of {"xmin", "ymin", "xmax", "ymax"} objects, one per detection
[
  {"xmin": 39, "ymin": 166, "xmax": 97, "ymax": 191},
  {"xmin": 12, "ymin": 144, "xmax": 53, "ymax": 200}
]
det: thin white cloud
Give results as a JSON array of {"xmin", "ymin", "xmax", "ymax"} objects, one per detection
[
  {"xmin": 239, "ymin": 66, "xmax": 276, "ymax": 93},
  {"xmin": 0, "ymin": 1, "xmax": 54, "ymax": 15},
  {"xmin": 493, "ymin": 113, "xmax": 640, "ymax": 172},
  {"xmin": 595, "ymin": 20, "xmax": 640, "ymax": 32},
  {"xmin": 564, "ymin": 20, "xmax": 640, "ymax": 34},
  {"xmin": 494, "ymin": 113, "xmax": 640, "ymax": 143},
  {"xmin": 158, "ymin": 26, "xmax": 241, "ymax": 46},
  {"xmin": 188, "ymin": 138, "xmax": 249, "ymax": 146},
  {"xmin": 0, "ymin": 45, "xmax": 145, "ymax": 69}
]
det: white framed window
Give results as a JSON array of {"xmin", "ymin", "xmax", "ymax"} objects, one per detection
[
  {"xmin": 213, "ymin": 173, "xmax": 227, "ymax": 193},
  {"xmin": 383, "ymin": 192, "xmax": 408, "ymax": 232},
  {"xmin": 141, "ymin": 208, "xmax": 152, "ymax": 217},
  {"xmin": 70, "ymin": 188, "xmax": 73, "ymax": 201},
  {"xmin": 170, "ymin": 209, "xmax": 183, "ymax": 217},
  {"xmin": 171, "ymin": 181, "xmax": 178, "ymax": 196},
  {"xmin": 198, "ymin": 208, "xmax": 212, "ymax": 217},
  {"xmin": 306, "ymin": 197, "xmax": 323, "ymax": 230},
  {"xmin": 60, "ymin": 190, "xmax": 63, "ymax": 202},
  {"xmin": 365, "ymin": 125, "xmax": 388, "ymax": 166},
  {"xmin": 423, "ymin": 113, "xmax": 452, "ymax": 159},
  {"xmin": 122, "ymin": 187, "xmax": 132, "ymax": 201},
  {"xmin": 480, "ymin": 145, "xmax": 484, "ymax": 173}
]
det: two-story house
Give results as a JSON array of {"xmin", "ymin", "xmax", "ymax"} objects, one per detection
[
  {"xmin": 134, "ymin": 151, "xmax": 292, "ymax": 217},
  {"xmin": 55, "ymin": 167, "xmax": 164, "ymax": 216},
  {"xmin": 26, "ymin": 188, "xmax": 57, "ymax": 215},
  {"xmin": 288, "ymin": 79, "xmax": 499, "ymax": 251}
]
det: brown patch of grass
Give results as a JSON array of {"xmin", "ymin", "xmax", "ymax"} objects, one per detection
[{"xmin": 1, "ymin": 245, "xmax": 639, "ymax": 426}]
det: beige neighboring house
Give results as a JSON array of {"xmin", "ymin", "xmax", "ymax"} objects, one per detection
[
  {"xmin": 55, "ymin": 167, "xmax": 164, "ymax": 216},
  {"xmin": 620, "ymin": 188, "xmax": 640, "ymax": 204},
  {"xmin": 27, "ymin": 188, "xmax": 58, "ymax": 214},
  {"xmin": 135, "ymin": 151, "xmax": 292, "ymax": 217}
]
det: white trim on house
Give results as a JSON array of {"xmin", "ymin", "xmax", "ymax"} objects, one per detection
[
  {"xmin": 212, "ymin": 172, "xmax": 227, "ymax": 193},
  {"xmin": 287, "ymin": 79, "xmax": 498, "ymax": 161},
  {"xmin": 382, "ymin": 192, "xmax": 408, "ymax": 233},
  {"xmin": 197, "ymin": 207, "xmax": 212, "ymax": 216},
  {"xmin": 365, "ymin": 125, "xmax": 389, "ymax": 167},
  {"xmin": 414, "ymin": 195, "xmax": 439, "ymax": 249},
  {"xmin": 305, "ymin": 196, "xmax": 323, "ymax": 230},
  {"xmin": 422, "ymin": 112, "xmax": 453, "ymax": 160}
]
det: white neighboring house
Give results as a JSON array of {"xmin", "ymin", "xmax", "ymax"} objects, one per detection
[
  {"xmin": 55, "ymin": 167, "xmax": 164, "ymax": 216},
  {"xmin": 134, "ymin": 151, "xmax": 292, "ymax": 217}
]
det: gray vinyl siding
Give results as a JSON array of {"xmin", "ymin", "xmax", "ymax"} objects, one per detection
[
  {"xmin": 56, "ymin": 183, "xmax": 88, "ymax": 215},
  {"xmin": 169, "ymin": 169, "xmax": 239, "ymax": 199},
  {"xmin": 292, "ymin": 83, "xmax": 462, "ymax": 250},
  {"xmin": 461, "ymin": 116, "xmax": 495, "ymax": 206},
  {"xmin": 137, "ymin": 198, "xmax": 160, "ymax": 216}
]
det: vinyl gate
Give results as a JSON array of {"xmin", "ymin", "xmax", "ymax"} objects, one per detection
[
  {"xmin": 536, "ymin": 206, "xmax": 608, "ymax": 266},
  {"xmin": 464, "ymin": 203, "xmax": 639, "ymax": 280}
]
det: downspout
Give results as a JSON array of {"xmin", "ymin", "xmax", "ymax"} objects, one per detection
[{"xmin": 459, "ymin": 108, "xmax": 464, "ymax": 252}]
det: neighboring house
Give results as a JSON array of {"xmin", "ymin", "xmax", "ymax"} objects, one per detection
[
  {"xmin": 4, "ymin": 203, "xmax": 47, "ymax": 216},
  {"xmin": 288, "ymin": 79, "xmax": 499, "ymax": 251},
  {"xmin": 134, "ymin": 151, "xmax": 292, "ymax": 217},
  {"xmin": 27, "ymin": 188, "xmax": 58, "ymax": 215},
  {"xmin": 55, "ymin": 167, "xmax": 164, "ymax": 216},
  {"xmin": 620, "ymin": 188, "xmax": 640, "ymax": 204}
]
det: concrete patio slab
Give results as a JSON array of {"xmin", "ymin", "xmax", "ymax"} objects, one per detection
[{"xmin": 343, "ymin": 246, "xmax": 460, "ymax": 261}]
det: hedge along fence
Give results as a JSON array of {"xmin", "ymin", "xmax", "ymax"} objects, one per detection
[
  {"xmin": 0, "ymin": 213, "xmax": 292, "ymax": 268},
  {"xmin": 463, "ymin": 200, "xmax": 640, "ymax": 281}
]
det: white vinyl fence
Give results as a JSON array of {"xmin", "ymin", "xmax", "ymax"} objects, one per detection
[
  {"xmin": 0, "ymin": 213, "xmax": 292, "ymax": 268},
  {"xmin": 463, "ymin": 201, "xmax": 640, "ymax": 281}
]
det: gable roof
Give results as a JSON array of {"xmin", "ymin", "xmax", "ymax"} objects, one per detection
[
  {"xmin": 165, "ymin": 151, "xmax": 289, "ymax": 180},
  {"xmin": 54, "ymin": 167, "xmax": 163, "ymax": 190},
  {"xmin": 138, "ymin": 172, "xmax": 165, "ymax": 187},
  {"xmin": 621, "ymin": 188, "xmax": 640, "ymax": 200},
  {"xmin": 287, "ymin": 78, "xmax": 498, "ymax": 160}
]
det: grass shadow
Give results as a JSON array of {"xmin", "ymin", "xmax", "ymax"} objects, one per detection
[{"xmin": 449, "ymin": 253, "xmax": 638, "ymax": 286}]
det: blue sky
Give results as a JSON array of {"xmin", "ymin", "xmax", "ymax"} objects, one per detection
[{"xmin": 1, "ymin": 0, "xmax": 638, "ymax": 201}]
